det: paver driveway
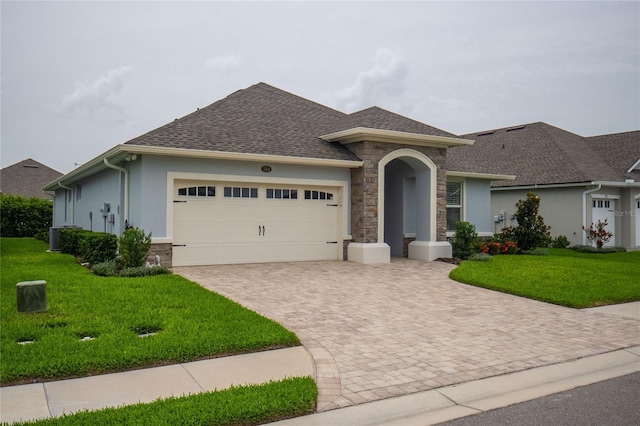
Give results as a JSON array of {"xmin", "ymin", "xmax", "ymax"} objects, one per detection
[{"xmin": 175, "ymin": 259, "xmax": 640, "ymax": 411}]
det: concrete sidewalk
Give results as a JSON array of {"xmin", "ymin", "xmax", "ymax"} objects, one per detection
[{"xmin": 0, "ymin": 346, "xmax": 314, "ymax": 424}]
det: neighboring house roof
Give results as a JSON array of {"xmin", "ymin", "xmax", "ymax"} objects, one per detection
[
  {"xmin": 0, "ymin": 158, "xmax": 63, "ymax": 199},
  {"xmin": 583, "ymin": 130, "xmax": 640, "ymax": 182},
  {"xmin": 446, "ymin": 122, "xmax": 639, "ymax": 188}
]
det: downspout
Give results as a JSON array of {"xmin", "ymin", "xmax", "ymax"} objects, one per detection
[
  {"xmin": 582, "ymin": 183, "xmax": 602, "ymax": 245},
  {"xmin": 58, "ymin": 182, "xmax": 74, "ymax": 225},
  {"xmin": 104, "ymin": 158, "xmax": 129, "ymax": 228}
]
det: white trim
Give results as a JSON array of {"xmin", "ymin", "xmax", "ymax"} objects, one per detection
[
  {"xmin": 635, "ymin": 193, "xmax": 640, "ymax": 200},
  {"xmin": 43, "ymin": 144, "xmax": 363, "ymax": 190},
  {"xmin": 378, "ymin": 148, "xmax": 437, "ymax": 243},
  {"xmin": 591, "ymin": 194, "xmax": 621, "ymax": 200},
  {"xmin": 321, "ymin": 127, "xmax": 474, "ymax": 148},
  {"xmin": 627, "ymin": 158, "xmax": 640, "ymax": 173},
  {"xmin": 151, "ymin": 237, "xmax": 173, "ymax": 244},
  {"xmin": 447, "ymin": 170, "xmax": 516, "ymax": 181},
  {"xmin": 166, "ymin": 171, "xmax": 350, "ymax": 243},
  {"xmin": 591, "ymin": 180, "xmax": 640, "ymax": 188}
]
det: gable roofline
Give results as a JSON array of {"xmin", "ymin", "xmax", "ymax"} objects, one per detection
[
  {"xmin": 626, "ymin": 158, "xmax": 640, "ymax": 173},
  {"xmin": 43, "ymin": 144, "xmax": 364, "ymax": 191},
  {"xmin": 320, "ymin": 127, "xmax": 474, "ymax": 148}
]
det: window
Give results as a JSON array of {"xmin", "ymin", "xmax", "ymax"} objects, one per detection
[
  {"xmin": 304, "ymin": 190, "xmax": 333, "ymax": 200},
  {"xmin": 177, "ymin": 186, "xmax": 216, "ymax": 197},
  {"xmin": 76, "ymin": 185, "xmax": 82, "ymax": 201},
  {"xmin": 446, "ymin": 181, "xmax": 462, "ymax": 232},
  {"xmin": 224, "ymin": 186, "xmax": 258, "ymax": 198},
  {"xmin": 593, "ymin": 200, "xmax": 611, "ymax": 208},
  {"xmin": 266, "ymin": 188, "xmax": 298, "ymax": 199}
]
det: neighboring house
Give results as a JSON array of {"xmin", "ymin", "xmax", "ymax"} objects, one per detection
[
  {"xmin": 44, "ymin": 82, "xmax": 511, "ymax": 266},
  {"xmin": 447, "ymin": 122, "xmax": 640, "ymax": 249},
  {"xmin": 1, "ymin": 158, "xmax": 63, "ymax": 199}
]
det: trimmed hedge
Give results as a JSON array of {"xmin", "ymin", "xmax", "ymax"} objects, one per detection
[
  {"xmin": 59, "ymin": 228, "xmax": 117, "ymax": 264},
  {"xmin": 0, "ymin": 194, "xmax": 53, "ymax": 241}
]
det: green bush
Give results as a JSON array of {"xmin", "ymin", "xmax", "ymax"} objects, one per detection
[
  {"xmin": 92, "ymin": 260, "xmax": 119, "ymax": 277},
  {"xmin": 59, "ymin": 228, "xmax": 92, "ymax": 255},
  {"xmin": 452, "ymin": 221, "xmax": 478, "ymax": 260},
  {"xmin": 551, "ymin": 235, "xmax": 571, "ymax": 248},
  {"xmin": 506, "ymin": 192, "xmax": 551, "ymax": 251},
  {"xmin": 78, "ymin": 232, "xmax": 118, "ymax": 264},
  {"xmin": 0, "ymin": 194, "xmax": 53, "ymax": 241},
  {"xmin": 468, "ymin": 253, "xmax": 492, "ymax": 262},
  {"xmin": 571, "ymin": 245, "xmax": 627, "ymax": 254},
  {"xmin": 119, "ymin": 227, "xmax": 152, "ymax": 268},
  {"xmin": 119, "ymin": 266, "xmax": 172, "ymax": 277}
]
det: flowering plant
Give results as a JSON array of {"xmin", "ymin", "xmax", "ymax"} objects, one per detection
[
  {"xmin": 480, "ymin": 241, "xmax": 517, "ymax": 255},
  {"xmin": 582, "ymin": 220, "xmax": 613, "ymax": 249}
]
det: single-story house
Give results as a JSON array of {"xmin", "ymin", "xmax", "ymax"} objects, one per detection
[
  {"xmin": 1, "ymin": 158, "xmax": 63, "ymax": 199},
  {"xmin": 43, "ymin": 82, "xmax": 513, "ymax": 266},
  {"xmin": 446, "ymin": 122, "xmax": 640, "ymax": 249}
]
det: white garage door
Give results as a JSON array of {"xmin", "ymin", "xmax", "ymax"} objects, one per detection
[{"xmin": 172, "ymin": 180, "xmax": 341, "ymax": 266}]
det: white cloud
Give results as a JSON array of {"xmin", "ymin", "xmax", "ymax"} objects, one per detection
[
  {"xmin": 328, "ymin": 49, "xmax": 410, "ymax": 113},
  {"xmin": 59, "ymin": 66, "xmax": 134, "ymax": 116},
  {"xmin": 204, "ymin": 54, "xmax": 242, "ymax": 72}
]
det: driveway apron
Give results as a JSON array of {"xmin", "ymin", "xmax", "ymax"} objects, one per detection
[{"xmin": 175, "ymin": 260, "xmax": 640, "ymax": 412}]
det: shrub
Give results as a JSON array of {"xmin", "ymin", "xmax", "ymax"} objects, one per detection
[
  {"xmin": 59, "ymin": 228, "xmax": 93, "ymax": 255},
  {"xmin": 0, "ymin": 194, "xmax": 53, "ymax": 240},
  {"xmin": 468, "ymin": 253, "xmax": 492, "ymax": 262},
  {"xmin": 119, "ymin": 266, "xmax": 172, "ymax": 277},
  {"xmin": 480, "ymin": 240, "xmax": 518, "ymax": 255},
  {"xmin": 582, "ymin": 220, "xmax": 613, "ymax": 249},
  {"xmin": 92, "ymin": 260, "xmax": 119, "ymax": 277},
  {"xmin": 78, "ymin": 232, "xmax": 118, "ymax": 264},
  {"xmin": 508, "ymin": 192, "xmax": 551, "ymax": 251},
  {"xmin": 452, "ymin": 221, "xmax": 478, "ymax": 259},
  {"xmin": 551, "ymin": 235, "xmax": 571, "ymax": 248},
  {"xmin": 119, "ymin": 227, "xmax": 152, "ymax": 268}
]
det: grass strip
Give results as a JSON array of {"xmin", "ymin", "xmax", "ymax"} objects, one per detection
[
  {"xmin": 1, "ymin": 238, "xmax": 299, "ymax": 384},
  {"xmin": 449, "ymin": 248, "xmax": 640, "ymax": 308},
  {"xmin": 7, "ymin": 377, "xmax": 317, "ymax": 426}
]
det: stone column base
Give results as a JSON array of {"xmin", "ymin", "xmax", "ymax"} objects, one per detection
[
  {"xmin": 408, "ymin": 241, "xmax": 452, "ymax": 261},
  {"xmin": 347, "ymin": 243, "xmax": 391, "ymax": 264}
]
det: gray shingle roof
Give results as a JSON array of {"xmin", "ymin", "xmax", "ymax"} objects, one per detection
[
  {"xmin": 583, "ymin": 130, "xmax": 640, "ymax": 181},
  {"xmin": 124, "ymin": 83, "xmax": 456, "ymax": 162},
  {"xmin": 446, "ymin": 122, "xmax": 638, "ymax": 187},
  {"xmin": 332, "ymin": 106, "xmax": 456, "ymax": 138},
  {"xmin": 125, "ymin": 82, "xmax": 359, "ymax": 161},
  {"xmin": 0, "ymin": 158, "xmax": 63, "ymax": 199}
]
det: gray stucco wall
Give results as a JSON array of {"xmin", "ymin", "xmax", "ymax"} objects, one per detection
[
  {"xmin": 464, "ymin": 178, "xmax": 492, "ymax": 234},
  {"xmin": 134, "ymin": 154, "xmax": 352, "ymax": 239}
]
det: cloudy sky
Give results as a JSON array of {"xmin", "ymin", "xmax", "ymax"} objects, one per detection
[{"xmin": 2, "ymin": 1, "xmax": 638, "ymax": 174}]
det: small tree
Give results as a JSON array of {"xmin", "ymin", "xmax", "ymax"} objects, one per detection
[
  {"xmin": 118, "ymin": 227, "xmax": 152, "ymax": 268},
  {"xmin": 582, "ymin": 220, "xmax": 613, "ymax": 249},
  {"xmin": 506, "ymin": 191, "xmax": 551, "ymax": 251},
  {"xmin": 452, "ymin": 221, "xmax": 478, "ymax": 260}
]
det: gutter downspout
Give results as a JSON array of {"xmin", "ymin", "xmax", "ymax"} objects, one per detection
[
  {"xmin": 58, "ymin": 182, "xmax": 74, "ymax": 225},
  {"xmin": 582, "ymin": 183, "xmax": 602, "ymax": 245},
  {"xmin": 103, "ymin": 158, "xmax": 129, "ymax": 227}
]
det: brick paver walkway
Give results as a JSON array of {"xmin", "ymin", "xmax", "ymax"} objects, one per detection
[{"xmin": 175, "ymin": 260, "xmax": 640, "ymax": 411}]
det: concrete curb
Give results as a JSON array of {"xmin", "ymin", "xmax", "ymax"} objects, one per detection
[{"xmin": 273, "ymin": 346, "xmax": 640, "ymax": 425}]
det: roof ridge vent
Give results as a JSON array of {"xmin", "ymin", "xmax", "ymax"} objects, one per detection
[
  {"xmin": 477, "ymin": 131, "xmax": 495, "ymax": 137},
  {"xmin": 506, "ymin": 125, "xmax": 526, "ymax": 132}
]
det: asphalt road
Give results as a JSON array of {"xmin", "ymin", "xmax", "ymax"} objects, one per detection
[{"xmin": 438, "ymin": 372, "xmax": 640, "ymax": 426}]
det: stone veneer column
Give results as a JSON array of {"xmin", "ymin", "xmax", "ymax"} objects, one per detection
[{"xmin": 346, "ymin": 141, "xmax": 450, "ymax": 263}]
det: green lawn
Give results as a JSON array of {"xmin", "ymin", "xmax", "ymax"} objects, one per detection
[
  {"xmin": 0, "ymin": 238, "xmax": 299, "ymax": 385},
  {"xmin": 450, "ymin": 248, "xmax": 640, "ymax": 308},
  {"xmin": 10, "ymin": 377, "xmax": 317, "ymax": 426}
]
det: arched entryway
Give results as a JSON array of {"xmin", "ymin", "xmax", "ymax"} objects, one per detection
[{"xmin": 378, "ymin": 149, "xmax": 436, "ymax": 258}]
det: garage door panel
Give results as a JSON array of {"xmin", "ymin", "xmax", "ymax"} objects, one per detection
[{"xmin": 173, "ymin": 181, "xmax": 340, "ymax": 266}]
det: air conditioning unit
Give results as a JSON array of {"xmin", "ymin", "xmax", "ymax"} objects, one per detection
[{"xmin": 49, "ymin": 226, "xmax": 81, "ymax": 251}]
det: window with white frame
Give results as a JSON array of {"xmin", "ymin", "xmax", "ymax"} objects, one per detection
[{"xmin": 446, "ymin": 181, "xmax": 462, "ymax": 232}]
